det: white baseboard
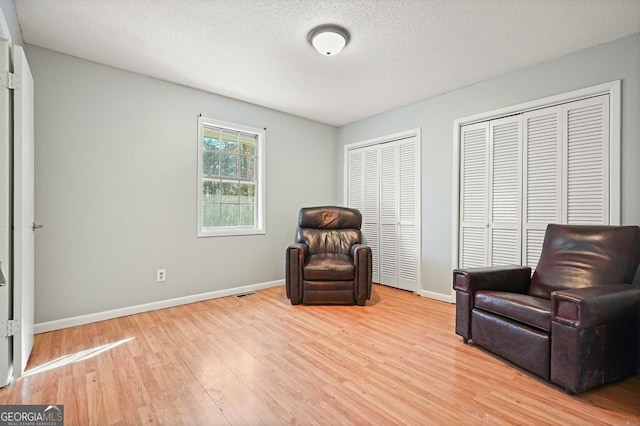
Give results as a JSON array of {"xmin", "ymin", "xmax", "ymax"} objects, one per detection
[
  {"xmin": 417, "ymin": 289, "xmax": 454, "ymax": 304},
  {"xmin": 34, "ymin": 280, "xmax": 285, "ymax": 334}
]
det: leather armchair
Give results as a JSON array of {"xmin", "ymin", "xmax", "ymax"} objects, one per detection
[
  {"xmin": 286, "ymin": 206, "xmax": 372, "ymax": 306},
  {"xmin": 453, "ymin": 224, "xmax": 640, "ymax": 393}
]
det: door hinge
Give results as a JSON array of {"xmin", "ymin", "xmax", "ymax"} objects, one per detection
[
  {"xmin": 0, "ymin": 320, "xmax": 20, "ymax": 338},
  {"xmin": 3, "ymin": 71, "xmax": 19, "ymax": 90}
]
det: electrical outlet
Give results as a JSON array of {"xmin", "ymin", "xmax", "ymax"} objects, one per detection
[{"xmin": 156, "ymin": 269, "xmax": 166, "ymax": 282}]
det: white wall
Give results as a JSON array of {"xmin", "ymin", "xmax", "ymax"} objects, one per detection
[
  {"xmin": 25, "ymin": 45, "xmax": 337, "ymax": 324},
  {"xmin": 337, "ymin": 33, "xmax": 640, "ymax": 300}
]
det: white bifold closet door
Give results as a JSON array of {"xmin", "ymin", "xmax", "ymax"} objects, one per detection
[
  {"xmin": 379, "ymin": 142, "xmax": 398, "ymax": 286},
  {"xmin": 459, "ymin": 115, "xmax": 521, "ymax": 268},
  {"xmin": 459, "ymin": 122, "xmax": 489, "ymax": 268},
  {"xmin": 489, "ymin": 116, "xmax": 522, "ymax": 266},
  {"xmin": 396, "ymin": 137, "xmax": 420, "ymax": 291},
  {"xmin": 347, "ymin": 134, "xmax": 420, "ymax": 292},
  {"xmin": 348, "ymin": 145, "xmax": 381, "ymax": 282},
  {"xmin": 459, "ymin": 94, "xmax": 611, "ymax": 270},
  {"xmin": 523, "ymin": 95, "xmax": 610, "ymax": 269},
  {"xmin": 522, "ymin": 105, "xmax": 563, "ymax": 270}
]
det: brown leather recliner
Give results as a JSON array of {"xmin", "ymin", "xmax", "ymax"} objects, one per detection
[
  {"xmin": 286, "ymin": 206, "xmax": 372, "ymax": 306},
  {"xmin": 453, "ymin": 224, "xmax": 640, "ymax": 393}
]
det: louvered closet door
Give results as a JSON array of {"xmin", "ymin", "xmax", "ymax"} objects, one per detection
[
  {"xmin": 362, "ymin": 146, "xmax": 380, "ymax": 283},
  {"xmin": 348, "ymin": 146, "xmax": 381, "ymax": 283},
  {"xmin": 564, "ymin": 95, "xmax": 610, "ymax": 225},
  {"xmin": 488, "ymin": 116, "xmax": 522, "ymax": 266},
  {"xmin": 347, "ymin": 133, "xmax": 420, "ymax": 291},
  {"xmin": 397, "ymin": 136, "xmax": 419, "ymax": 291},
  {"xmin": 459, "ymin": 122, "xmax": 489, "ymax": 268},
  {"xmin": 459, "ymin": 90, "xmax": 613, "ymax": 273},
  {"xmin": 522, "ymin": 95, "xmax": 609, "ymax": 270},
  {"xmin": 347, "ymin": 149, "xmax": 364, "ymax": 211},
  {"xmin": 379, "ymin": 143, "xmax": 398, "ymax": 286},
  {"xmin": 522, "ymin": 106, "xmax": 562, "ymax": 270}
]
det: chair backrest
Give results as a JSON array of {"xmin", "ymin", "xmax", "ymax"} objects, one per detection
[
  {"xmin": 529, "ymin": 224, "xmax": 640, "ymax": 299},
  {"xmin": 296, "ymin": 206, "xmax": 362, "ymax": 255}
]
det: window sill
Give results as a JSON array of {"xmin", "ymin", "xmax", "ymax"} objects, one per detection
[{"xmin": 197, "ymin": 227, "xmax": 266, "ymax": 238}]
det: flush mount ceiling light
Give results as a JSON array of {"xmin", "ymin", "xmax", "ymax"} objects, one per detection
[{"xmin": 308, "ymin": 24, "xmax": 350, "ymax": 56}]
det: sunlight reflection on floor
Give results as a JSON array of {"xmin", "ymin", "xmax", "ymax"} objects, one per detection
[{"xmin": 23, "ymin": 337, "xmax": 135, "ymax": 377}]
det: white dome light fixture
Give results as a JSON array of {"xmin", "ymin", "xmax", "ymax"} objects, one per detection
[{"xmin": 308, "ymin": 24, "xmax": 350, "ymax": 56}]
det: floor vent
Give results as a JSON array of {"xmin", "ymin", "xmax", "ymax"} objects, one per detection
[{"xmin": 235, "ymin": 291, "xmax": 257, "ymax": 298}]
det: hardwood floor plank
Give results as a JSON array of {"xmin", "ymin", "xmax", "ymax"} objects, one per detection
[{"xmin": 0, "ymin": 284, "xmax": 637, "ymax": 425}]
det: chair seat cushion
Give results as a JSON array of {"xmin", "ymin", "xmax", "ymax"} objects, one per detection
[
  {"xmin": 303, "ymin": 253, "xmax": 355, "ymax": 281},
  {"xmin": 475, "ymin": 291, "xmax": 551, "ymax": 331}
]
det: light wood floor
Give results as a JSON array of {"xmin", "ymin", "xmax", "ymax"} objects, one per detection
[{"xmin": 0, "ymin": 284, "xmax": 638, "ymax": 425}]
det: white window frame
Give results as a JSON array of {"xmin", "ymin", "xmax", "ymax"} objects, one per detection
[{"xmin": 197, "ymin": 116, "xmax": 266, "ymax": 237}]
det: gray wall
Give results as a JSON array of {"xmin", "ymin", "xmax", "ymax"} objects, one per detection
[
  {"xmin": 26, "ymin": 45, "xmax": 337, "ymax": 323},
  {"xmin": 337, "ymin": 33, "xmax": 640, "ymax": 299}
]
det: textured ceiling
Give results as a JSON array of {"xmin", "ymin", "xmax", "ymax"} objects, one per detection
[{"xmin": 14, "ymin": 0, "xmax": 640, "ymax": 127}]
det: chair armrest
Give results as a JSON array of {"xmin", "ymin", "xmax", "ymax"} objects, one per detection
[
  {"xmin": 552, "ymin": 284, "xmax": 640, "ymax": 329},
  {"xmin": 351, "ymin": 244, "xmax": 371, "ymax": 270},
  {"xmin": 352, "ymin": 244, "xmax": 373, "ymax": 304},
  {"xmin": 453, "ymin": 265, "xmax": 531, "ymax": 294},
  {"xmin": 286, "ymin": 243, "xmax": 308, "ymax": 304},
  {"xmin": 288, "ymin": 242, "xmax": 308, "ymax": 257},
  {"xmin": 351, "ymin": 243, "xmax": 368, "ymax": 259}
]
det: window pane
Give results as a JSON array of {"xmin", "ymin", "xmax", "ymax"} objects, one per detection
[
  {"xmin": 202, "ymin": 203, "xmax": 221, "ymax": 227},
  {"xmin": 222, "ymin": 204, "xmax": 239, "ymax": 226},
  {"xmin": 220, "ymin": 154, "xmax": 237, "ymax": 177},
  {"xmin": 218, "ymin": 131, "xmax": 238, "ymax": 153},
  {"xmin": 239, "ymin": 183, "xmax": 255, "ymax": 203},
  {"xmin": 225, "ymin": 140, "xmax": 238, "ymax": 153},
  {"xmin": 203, "ymin": 180, "xmax": 221, "ymax": 203},
  {"xmin": 203, "ymin": 151, "xmax": 219, "ymax": 177},
  {"xmin": 221, "ymin": 182, "xmax": 239, "ymax": 203},
  {"xmin": 203, "ymin": 129, "xmax": 223, "ymax": 149},
  {"xmin": 240, "ymin": 137, "xmax": 255, "ymax": 156},
  {"xmin": 203, "ymin": 136, "xmax": 215, "ymax": 150},
  {"xmin": 203, "ymin": 127, "xmax": 221, "ymax": 140},
  {"xmin": 239, "ymin": 156, "xmax": 254, "ymax": 179},
  {"xmin": 240, "ymin": 205, "xmax": 254, "ymax": 226}
]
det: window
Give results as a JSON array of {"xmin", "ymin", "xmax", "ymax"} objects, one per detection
[{"xmin": 197, "ymin": 116, "xmax": 265, "ymax": 237}]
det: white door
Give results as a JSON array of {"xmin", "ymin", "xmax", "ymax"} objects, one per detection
[
  {"xmin": 563, "ymin": 95, "xmax": 610, "ymax": 225},
  {"xmin": 346, "ymin": 131, "xmax": 420, "ymax": 292},
  {"xmin": 459, "ymin": 122, "xmax": 489, "ymax": 268},
  {"xmin": 0, "ymin": 39, "xmax": 12, "ymax": 387},
  {"xmin": 396, "ymin": 136, "xmax": 419, "ymax": 291},
  {"xmin": 379, "ymin": 142, "xmax": 398, "ymax": 286},
  {"xmin": 362, "ymin": 146, "xmax": 380, "ymax": 283},
  {"xmin": 522, "ymin": 106, "xmax": 562, "ymax": 270},
  {"xmin": 378, "ymin": 136, "xmax": 420, "ymax": 291},
  {"xmin": 488, "ymin": 116, "xmax": 521, "ymax": 266},
  {"xmin": 13, "ymin": 45, "xmax": 35, "ymax": 378},
  {"xmin": 347, "ymin": 149, "xmax": 364, "ymax": 214},
  {"xmin": 521, "ymin": 95, "xmax": 609, "ymax": 269},
  {"xmin": 348, "ymin": 147, "xmax": 381, "ymax": 283},
  {"xmin": 456, "ymin": 84, "xmax": 619, "ymax": 276}
]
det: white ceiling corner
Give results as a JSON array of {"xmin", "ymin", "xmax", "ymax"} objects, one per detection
[{"xmin": 13, "ymin": 0, "xmax": 640, "ymax": 127}]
